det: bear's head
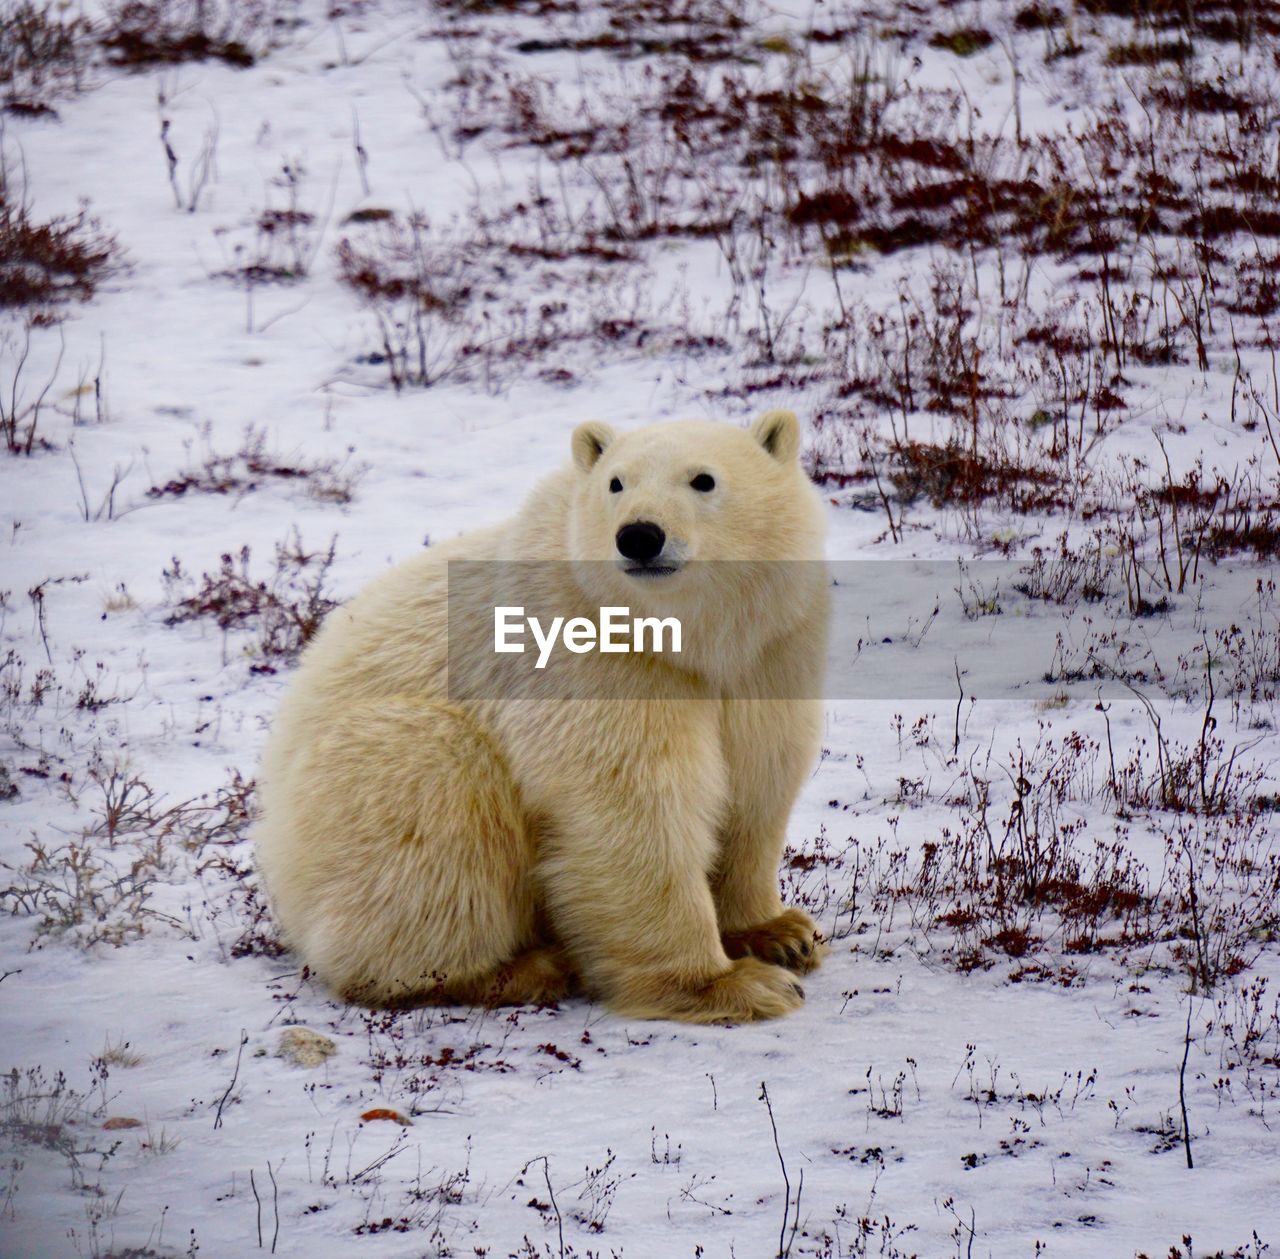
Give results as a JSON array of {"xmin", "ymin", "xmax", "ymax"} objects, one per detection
[
  {"xmin": 566, "ymin": 412, "xmax": 827, "ymax": 683},
  {"xmin": 568, "ymin": 411, "xmax": 823, "ymax": 569}
]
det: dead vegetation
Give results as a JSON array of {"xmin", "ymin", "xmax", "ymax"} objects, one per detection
[
  {"xmin": 147, "ymin": 425, "xmax": 364, "ymax": 505},
  {"xmin": 335, "ymin": 208, "xmax": 674, "ymax": 391},
  {"xmin": 100, "ymin": 0, "xmax": 298, "ymax": 69},
  {"xmin": 160, "ymin": 530, "xmax": 339, "ymax": 672},
  {"xmin": 1, "ymin": 318, "xmax": 61, "ymax": 454},
  {"xmin": 0, "ymin": 758, "xmax": 260, "ymax": 949},
  {"xmin": 794, "ymin": 712, "xmax": 1278, "ymax": 988},
  {"xmin": 336, "ymin": 213, "xmax": 480, "ymax": 390},
  {"xmin": 346, "ymin": 0, "xmax": 1280, "ymax": 558},
  {"xmin": 212, "ymin": 159, "xmax": 327, "ymax": 332},
  {"xmin": 1, "ymin": 0, "xmax": 299, "ymax": 124},
  {"xmin": 0, "ymin": 159, "xmax": 118, "ymax": 317},
  {"xmin": 0, "ymin": 0, "xmax": 95, "ymax": 117}
]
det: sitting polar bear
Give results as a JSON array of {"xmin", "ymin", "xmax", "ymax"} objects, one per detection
[{"xmin": 255, "ymin": 410, "xmax": 829, "ymax": 1023}]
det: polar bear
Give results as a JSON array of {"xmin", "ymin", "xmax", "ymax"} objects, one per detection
[{"xmin": 255, "ymin": 410, "xmax": 828, "ymax": 1023}]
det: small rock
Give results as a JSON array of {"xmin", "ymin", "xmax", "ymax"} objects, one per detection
[
  {"xmin": 103, "ymin": 1117, "xmax": 142, "ymax": 1130},
  {"xmin": 276, "ymin": 1027, "xmax": 336, "ymax": 1068}
]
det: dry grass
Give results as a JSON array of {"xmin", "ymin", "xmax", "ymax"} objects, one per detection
[
  {"xmin": 0, "ymin": 759, "xmax": 259, "ymax": 948},
  {"xmin": 0, "ymin": 165, "xmax": 118, "ymax": 316},
  {"xmin": 0, "ymin": 0, "xmax": 95, "ymax": 117},
  {"xmin": 101, "ymin": 0, "xmax": 298, "ymax": 69},
  {"xmin": 161, "ymin": 530, "xmax": 339, "ymax": 671},
  {"xmin": 147, "ymin": 425, "xmax": 364, "ymax": 505}
]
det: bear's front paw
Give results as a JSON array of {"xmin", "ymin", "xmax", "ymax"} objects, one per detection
[
  {"xmin": 606, "ymin": 956, "xmax": 804, "ymax": 1023},
  {"xmin": 688, "ymin": 957, "xmax": 806, "ymax": 1023},
  {"xmin": 722, "ymin": 907, "xmax": 825, "ymax": 974}
]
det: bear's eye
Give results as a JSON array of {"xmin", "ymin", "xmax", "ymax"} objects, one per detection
[
  {"xmin": 690, "ymin": 473, "xmax": 716, "ymax": 492},
  {"xmin": 609, "ymin": 476, "xmax": 623, "ymax": 493}
]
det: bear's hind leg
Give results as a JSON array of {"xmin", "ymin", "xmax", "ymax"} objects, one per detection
[
  {"xmin": 445, "ymin": 944, "xmax": 579, "ymax": 1008},
  {"xmin": 263, "ymin": 697, "xmax": 540, "ymax": 1008}
]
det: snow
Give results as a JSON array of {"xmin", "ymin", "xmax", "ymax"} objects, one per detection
[{"xmin": 2, "ymin": 1, "xmax": 1278, "ymax": 1256}]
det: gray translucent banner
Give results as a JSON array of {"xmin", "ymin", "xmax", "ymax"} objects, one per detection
[{"xmin": 445, "ymin": 560, "xmax": 1278, "ymax": 702}]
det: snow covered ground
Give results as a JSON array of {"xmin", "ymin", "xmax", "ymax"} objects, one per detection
[{"xmin": 2, "ymin": 1, "xmax": 1279, "ymax": 1255}]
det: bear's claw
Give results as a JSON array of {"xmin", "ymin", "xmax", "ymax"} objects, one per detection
[{"xmin": 722, "ymin": 907, "xmax": 825, "ymax": 975}]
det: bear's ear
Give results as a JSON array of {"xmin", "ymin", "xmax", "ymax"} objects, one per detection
[
  {"xmin": 571, "ymin": 420, "xmax": 616, "ymax": 472},
  {"xmin": 750, "ymin": 409, "xmax": 801, "ymax": 463}
]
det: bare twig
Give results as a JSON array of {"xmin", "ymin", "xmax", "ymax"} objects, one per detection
[
  {"xmin": 213, "ymin": 1029, "xmax": 249, "ymax": 1130},
  {"xmin": 267, "ymin": 1160, "xmax": 279, "ymax": 1253},
  {"xmin": 759, "ymin": 1081, "xmax": 800, "ymax": 1259},
  {"xmin": 521, "ymin": 1156, "xmax": 564, "ymax": 1259},
  {"xmin": 1179, "ymin": 997, "xmax": 1195, "ymax": 1170},
  {"xmin": 250, "ymin": 1167, "xmax": 262, "ymax": 1248},
  {"xmin": 352, "ymin": 108, "xmax": 370, "ymax": 197}
]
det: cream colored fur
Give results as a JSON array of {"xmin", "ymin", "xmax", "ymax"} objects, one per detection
[{"xmin": 255, "ymin": 411, "xmax": 828, "ymax": 1022}]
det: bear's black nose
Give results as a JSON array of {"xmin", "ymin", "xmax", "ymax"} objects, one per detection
[{"xmin": 616, "ymin": 521, "xmax": 666, "ymax": 563}]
